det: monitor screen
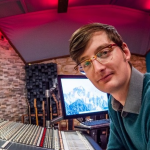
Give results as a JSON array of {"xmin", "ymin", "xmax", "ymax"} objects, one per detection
[{"xmin": 57, "ymin": 75, "xmax": 109, "ymax": 119}]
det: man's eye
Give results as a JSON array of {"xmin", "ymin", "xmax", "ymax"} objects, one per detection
[
  {"xmin": 97, "ymin": 49, "xmax": 110, "ymax": 58},
  {"xmin": 83, "ymin": 61, "xmax": 91, "ymax": 67}
]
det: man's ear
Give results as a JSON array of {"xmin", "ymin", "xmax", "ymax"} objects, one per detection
[{"xmin": 122, "ymin": 43, "xmax": 131, "ymax": 61}]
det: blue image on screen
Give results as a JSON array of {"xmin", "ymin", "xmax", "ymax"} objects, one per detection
[{"xmin": 60, "ymin": 78, "xmax": 108, "ymax": 116}]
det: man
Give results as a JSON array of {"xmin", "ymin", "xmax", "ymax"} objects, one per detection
[{"xmin": 69, "ymin": 23, "xmax": 150, "ymax": 150}]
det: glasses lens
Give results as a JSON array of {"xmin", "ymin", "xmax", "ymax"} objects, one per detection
[
  {"xmin": 80, "ymin": 60, "xmax": 92, "ymax": 70},
  {"xmin": 96, "ymin": 46, "xmax": 113, "ymax": 64}
]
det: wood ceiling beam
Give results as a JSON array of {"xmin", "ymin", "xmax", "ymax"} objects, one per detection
[
  {"xmin": 20, "ymin": 0, "xmax": 28, "ymax": 13},
  {"xmin": 58, "ymin": 0, "xmax": 68, "ymax": 13}
]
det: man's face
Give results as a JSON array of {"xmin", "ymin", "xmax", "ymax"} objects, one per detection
[{"xmin": 79, "ymin": 31, "xmax": 131, "ymax": 95}]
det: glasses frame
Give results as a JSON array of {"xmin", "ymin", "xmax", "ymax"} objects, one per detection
[{"xmin": 74, "ymin": 43, "xmax": 117, "ymax": 71}]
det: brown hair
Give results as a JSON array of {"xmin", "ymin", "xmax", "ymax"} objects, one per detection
[{"xmin": 69, "ymin": 23, "xmax": 124, "ymax": 64}]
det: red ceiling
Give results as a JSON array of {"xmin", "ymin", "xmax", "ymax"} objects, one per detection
[{"xmin": 0, "ymin": 0, "xmax": 150, "ymax": 63}]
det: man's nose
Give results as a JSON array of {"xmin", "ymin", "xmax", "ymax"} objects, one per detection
[{"xmin": 92, "ymin": 59, "xmax": 106, "ymax": 73}]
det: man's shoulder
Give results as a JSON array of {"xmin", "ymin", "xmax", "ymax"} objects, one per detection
[
  {"xmin": 144, "ymin": 72, "xmax": 150, "ymax": 79},
  {"xmin": 143, "ymin": 73, "xmax": 150, "ymax": 87},
  {"xmin": 143, "ymin": 73, "xmax": 150, "ymax": 97}
]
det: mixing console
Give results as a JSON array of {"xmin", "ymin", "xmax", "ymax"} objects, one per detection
[{"xmin": 0, "ymin": 120, "xmax": 101, "ymax": 150}]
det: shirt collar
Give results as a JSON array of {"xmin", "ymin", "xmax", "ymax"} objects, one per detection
[{"xmin": 111, "ymin": 66, "xmax": 144, "ymax": 117}]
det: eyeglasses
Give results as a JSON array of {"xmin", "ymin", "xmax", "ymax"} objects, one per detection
[{"xmin": 74, "ymin": 43, "xmax": 117, "ymax": 73}]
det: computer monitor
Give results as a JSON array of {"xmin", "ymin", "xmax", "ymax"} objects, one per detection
[{"xmin": 57, "ymin": 75, "xmax": 109, "ymax": 120}]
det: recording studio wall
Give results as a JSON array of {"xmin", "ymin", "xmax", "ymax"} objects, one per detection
[{"xmin": 25, "ymin": 63, "xmax": 58, "ymax": 126}]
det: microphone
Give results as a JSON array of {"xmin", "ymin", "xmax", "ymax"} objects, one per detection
[
  {"xmin": 50, "ymin": 78, "xmax": 57, "ymax": 93},
  {"xmin": 45, "ymin": 82, "xmax": 51, "ymax": 128},
  {"xmin": 45, "ymin": 82, "xmax": 50, "ymax": 98},
  {"xmin": 45, "ymin": 78, "xmax": 58, "ymax": 128},
  {"xmin": 53, "ymin": 78, "xmax": 57, "ymax": 88}
]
